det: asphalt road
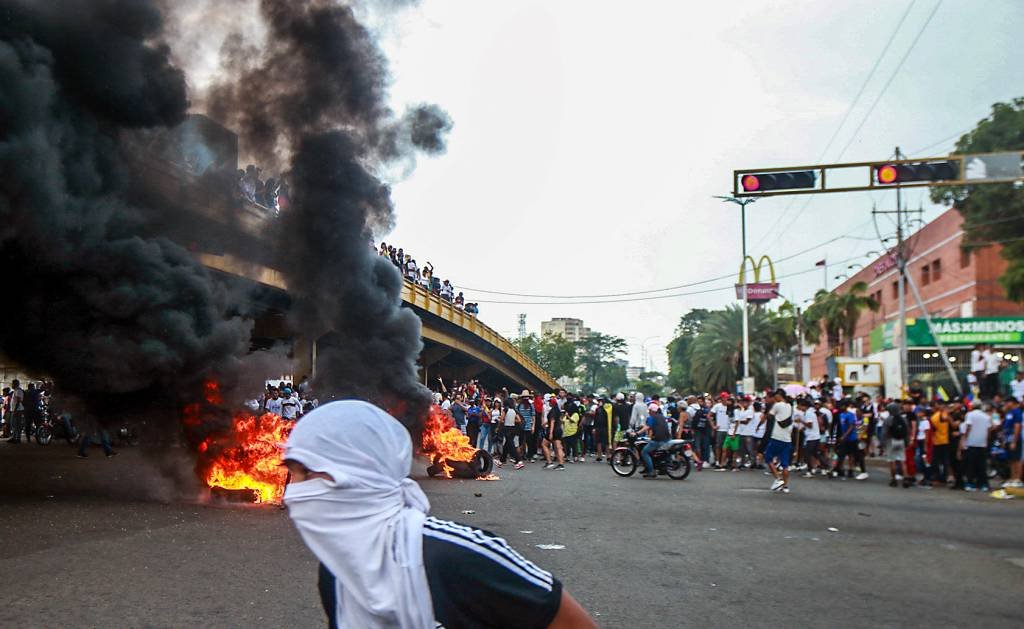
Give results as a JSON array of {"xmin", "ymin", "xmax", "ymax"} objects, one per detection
[{"xmin": 2, "ymin": 443, "xmax": 1023, "ymax": 628}]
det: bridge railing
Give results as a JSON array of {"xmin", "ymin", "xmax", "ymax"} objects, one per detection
[{"xmin": 400, "ymin": 281, "xmax": 557, "ymax": 390}]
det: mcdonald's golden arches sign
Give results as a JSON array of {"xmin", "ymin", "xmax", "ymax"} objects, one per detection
[{"xmin": 736, "ymin": 255, "xmax": 779, "ymax": 304}]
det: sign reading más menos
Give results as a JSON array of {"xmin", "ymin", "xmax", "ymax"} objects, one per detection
[{"xmin": 871, "ymin": 317, "xmax": 1024, "ymax": 349}]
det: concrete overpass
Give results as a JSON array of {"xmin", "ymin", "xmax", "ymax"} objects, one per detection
[
  {"xmin": 198, "ymin": 252, "xmax": 557, "ymax": 393},
  {"xmin": 131, "ymin": 116, "xmax": 557, "ymax": 393}
]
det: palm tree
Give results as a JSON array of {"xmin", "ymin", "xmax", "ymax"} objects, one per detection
[
  {"xmin": 802, "ymin": 281, "xmax": 880, "ymax": 355},
  {"xmin": 688, "ymin": 305, "xmax": 784, "ymax": 392}
]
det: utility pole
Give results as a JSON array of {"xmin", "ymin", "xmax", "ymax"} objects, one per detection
[
  {"xmin": 715, "ymin": 195, "xmax": 758, "ymax": 393},
  {"xmin": 795, "ymin": 306, "xmax": 803, "ymax": 384},
  {"xmin": 895, "ymin": 146, "xmax": 909, "ymax": 397}
]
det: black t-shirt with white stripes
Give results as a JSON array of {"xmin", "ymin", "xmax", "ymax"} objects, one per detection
[{"xmin": 317, "ymin": 516, "xmax": 562, "ymax": 629}]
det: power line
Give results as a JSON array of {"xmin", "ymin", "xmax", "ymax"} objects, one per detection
[
  {"xmin": 750, "ymin": 2, "xmax": 917, "ymax": 251},
  {"xmin": 833, "ymin": 0, "xmax": 944, "ymax": 162},
  {"xmin": 456, "ymin": 220, "xmax": 876, "ymax": 299},
  {"xmin": 470, "ymin": 253, "xmax": 868, "ymax": 305}
]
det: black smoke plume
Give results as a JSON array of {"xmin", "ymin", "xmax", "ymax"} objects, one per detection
[
  {"xmin": 0, "ymin": 0, "xmax": 251, "ymax": 423},
  {"xmin": 0, "ymin": 0, "xmax": 450, "ymax": 435},
  {"xmin": 201, "ymin": 0, "xmax": 451, "ymax": 431}
]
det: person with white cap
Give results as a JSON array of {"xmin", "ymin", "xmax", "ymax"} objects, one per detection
[{"xmin": 283, "ymin": 400, "xmax": 595, "ymax": 628}]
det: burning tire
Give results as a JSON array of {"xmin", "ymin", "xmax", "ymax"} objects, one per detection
[
  {"xmin": 470, "ymin": 449, "xmax": 493, "ymax": 477},
  {"xmin": 427, "ymin": 449, "xmax": 493, "ymax": 479}
]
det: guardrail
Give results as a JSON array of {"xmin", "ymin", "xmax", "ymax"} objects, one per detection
[
  {"xmin": 198, "ymin": 251, "xmax": 557, "ymax": 390},
  {"xmin": 400, "ymin": 281, "xmax": 557, "ymax": 390}
]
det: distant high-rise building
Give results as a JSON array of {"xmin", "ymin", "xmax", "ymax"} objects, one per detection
[{"xmin": 540, "ymin": 317, "xmax": 591, "ymax": 343}]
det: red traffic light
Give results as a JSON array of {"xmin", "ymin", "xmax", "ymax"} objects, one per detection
[
  {"xmin": 877, "ymin": 164, "xmax": 898, "ymax": 184},
  {"xmin": 741, "ymin": 174, "xmax": 761, "ymax": 192}
]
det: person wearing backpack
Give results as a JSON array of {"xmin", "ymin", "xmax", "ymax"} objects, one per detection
[{"xmin": 884, "ymin": 399, "xmax": 915, "ymax": 487}]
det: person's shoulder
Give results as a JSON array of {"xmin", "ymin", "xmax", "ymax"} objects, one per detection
[{"xmin": 423, "ymin": 516, "xmax": 558, "ymax": 593}]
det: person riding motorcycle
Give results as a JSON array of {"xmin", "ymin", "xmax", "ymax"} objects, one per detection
[{"xmin": 635, "ymin": 403, "xmax": 672, "ymax": 479}]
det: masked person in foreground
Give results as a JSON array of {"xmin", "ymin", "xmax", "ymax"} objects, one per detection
[{"xmin": 283, "ymin": 400, "xmax": 596, "ymax": 629}]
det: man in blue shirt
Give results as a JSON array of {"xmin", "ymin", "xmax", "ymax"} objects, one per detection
[
  {"xmin": 833, "ymin": 400, "xmax": 861, "ymax": 479},
  {"xmin": 1002, "ymin": 398, "xmax": 1022, "ymax": 488},
  {"xmin": 636, "ymin": 403, "xmax": 671, "ymax": 479}
]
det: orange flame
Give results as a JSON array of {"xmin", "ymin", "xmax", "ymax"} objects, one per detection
[
  {"xmin": 187, "ymin": 381, "xmax": 293, "ymax": 504},
  {"xmin": 420, "ymin": 405, "xmax": 476, "ymax": 478}
]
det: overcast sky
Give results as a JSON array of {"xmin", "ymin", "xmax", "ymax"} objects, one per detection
[{"xmin": 374, "ymin": 0, "xmax": 1024, "ymax": 372}]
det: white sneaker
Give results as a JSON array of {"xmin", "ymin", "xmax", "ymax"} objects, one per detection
[
  {"xmin": 856, "ymin": 472, "xmax": 869, "ymax": 481},
  {"xmin": 781, "ymin": 486, "xmax": 790, "ymax": 494},
  {"xmin": 894, "ymin": 474, "xmax": 903, "ymax": 481},
  {"xmin": 494, "ymin": 461, "xmax": 503, "ymax": 468},
  {"xmin": 514, "ymin": 462, "xmax": 524, "ymax": 470},
  {"xmin": 770, "ymin": 478, "xmax": 785, "ymax": 492},
  {"xmin": 1011, "ymin": 480, "xmax": 1024, "ymax": 488},
  {"xmin": 543, "ymin": 463, "xmax": 555, "ymax": 469},
  {"xmin": 801, "ymin": 472, "xmax": 813, "ymax": 478}
]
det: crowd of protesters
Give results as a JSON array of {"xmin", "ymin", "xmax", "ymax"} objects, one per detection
[
  {"xmin": 429, "ymin": 373, "xmax": 1024, "ymax": 494},
  {"xmin": 251, "ymin": 375, "xmax": 319, "ymax": 420},
  {"xmin": 235, "ymin": 164, "xmax": 289, "ymax": 214},
  {"xmin": 377, "ymin": 243, "xmax": 479, "ymax": 315}
]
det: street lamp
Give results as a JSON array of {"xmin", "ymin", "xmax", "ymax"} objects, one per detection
[
  {"xmin": 715, "ymin": 194, "xmax": 757, "ymax": 391},
  {"xmin": 847, "ymin": 263, "xmax": 863, "ymax": 270},
  {"xmin": 834, "ymin": 273, "xmax": 849, "ymax": 281}
]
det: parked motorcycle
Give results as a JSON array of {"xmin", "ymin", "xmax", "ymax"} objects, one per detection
[
  {"xmin": 35, "ymin": 403, "xmax": 79, "ymax": 446},
  {"xmin": 611, "ymin": 431, "xmax": 692, "ymax": 479}
]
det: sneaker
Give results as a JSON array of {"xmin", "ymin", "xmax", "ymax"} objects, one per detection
[
  {"xmin": 106, "ymin": 451, "xmax": 118, "ymax": 458},
  {"xmin": 1010, "ymin": 480, "xmax": 1024, "ymax": 488},
  {"xmin": 964, "ymin": 484, "xmax": 976, "ymax": 492},
  {"xmin": 830, "ymin": 471, "xmax": 839, "ymax": 478},
  {"xmin": 895, "ymin": 474, "xmax": 903, "ymax": 481},
  {"xmin": 855, "ymin": 472, "xmax": 869, "ymax": 481},
  {"xmin": 770, "ymin": 478, "xmax": 785, "ymax": 492},
  {"xmin": 76, "ymin": 453, "xmax": 87, "ymax": 458},
  {"xmin": 595, "ymin": 457, "xmax": 603, "ymax": 462},
  {"xmin": 889, "ymin": 478, "xmax": 898, "ymax": 487},
  {"xmin": 781, "ymin": 486, "xmax": 790, "ymax": 494},
  {"xmin": 543, "ymin": 463, "xmax": 555, "ymax": 470},
  {"xmin": 802, "ymin": 472, "xmax": 813, "ymax": 478},
  {"xmin": 715, "ymin": 467, "xmax": 727, "ymax": 472},
  {"xmin": 514, "ymin": 462, "xmax": 524, "ymax": 470},
  {"xmin": 980, "ymin": 485, "xmax": 991, "ymax": 493},
  {"xmin": 554, "ymin": 464, "xmax": 565, "ymax": 471},
  {"xmin": 495, "ymin": 461, "xmax": 504, "ymax": 468}
]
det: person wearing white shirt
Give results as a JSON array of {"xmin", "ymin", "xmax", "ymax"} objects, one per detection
[
  {"xmin": 913, "ymin": 414, "xmax": 931, "ymax": 484},
  {"xmin": 982, "ymin": 346, "xmax": 1001, "ymax": 399},
  {"xmin": 264, "ymin": 389, "xmax": 284, "ymax": 416},
  {"xmin": 751, "ymin": 402, "xmax": 767, "ymax": 469},
  {"xmin": 710, "ymin": 398, "xmax": 732, "ymax": 468},
  {"xmin": 735, "ymin": 398, "xmax": 757, "ymax": 468},
  {"xmin": 629, "ymin": 393, "xmax": 647, "ymax": 431},
  {"xmin": 959, "ymin": 405, "xmax": 997, "ymax": 490},
  {"xmin": 831, "ymin": 378, "xmax": 843, "ymax": 402},
  {"xmin": 1011, "ymin": 372, "xmax": 1024, "ymax": 402},
  {"xmin": 797, "ymin": 399, "xmax": 825, "ymax": 476},
  {"xmin": 765, "ymin": 390, "xmax": 795, "ymax": 492}
]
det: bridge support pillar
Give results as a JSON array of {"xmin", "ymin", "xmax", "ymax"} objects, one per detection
[{"xmin": 292, "ymin": 336, "xmax": 317, "ymax": 381}]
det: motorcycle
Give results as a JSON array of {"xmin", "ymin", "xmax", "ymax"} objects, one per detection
[
  {"xmin": 35, "ymin": 402, "xmax": 79, "ymax": 446},
  {"xmin": 611, "ymin": 431, "xmax": 692, "ymax": 479}
]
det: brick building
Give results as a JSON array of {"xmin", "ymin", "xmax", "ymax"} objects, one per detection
[{"xmin": 808, "ymin": 207, "xmax": 1024, "ymax": 396}]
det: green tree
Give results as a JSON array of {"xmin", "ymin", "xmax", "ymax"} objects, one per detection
[
  {"xmin": 666, "ymin": 309, "xmax": 710, "ymax": 392},
  {"xmin": 593, "ymin": 363, "xmax": 628, "ymax": 394},
  {"xmin": 688, "ymin": 307, "xmax": 770, "ymax": 393},
  {"xmin": 513, "ymin": 333, "xmax": 577, "ymax": 378},
  {"xmin": 802, "ymin": 281, "xmax": 879, "ymax": 354},
  {"xmin": 931, "ymin": 98, "xmax": 1024, "ymax": 301},
  {"xmin": 576, "ymin": 332, "xmax": 628, "ymax": 392}
]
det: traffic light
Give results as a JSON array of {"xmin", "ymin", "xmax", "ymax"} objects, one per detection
[
  {"xmin": 874, "ymin": 160, "xmax": 959, "ymax": 185},
  {"xmin": 739, "ymin": 170, "xmax": 816, "ymax": 192}
]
